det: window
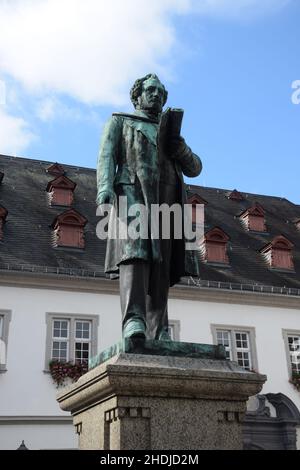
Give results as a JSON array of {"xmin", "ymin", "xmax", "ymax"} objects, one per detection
[
  {"xmin": 200, "ymin": 227, "xmax": 230, "ymax": 264},
  {"xmin": 46, "ymin": 163, "xmax": 65, "ymax": 177},
  {"xmin": 288, "ymin": 335, "xmax": 300, "ymax": 374},
  {"xmin": 217, "ymin": 329, "xmax": 253, "ymax": 367},
  {"xmin": 239, "ymin": 203, "xmax": 266, "ymax": 232},
  {"xmin": 295, "ymin": 219, "xmax": 300, "ymax": 232},
  {"xmin": 75, "ymin": 320, "xmax": 91, "ymax": 363},
  {"xmin": 216, "ymin": 330, "xmax": 232, "ymax": 361},
  {"xmin": 187, "ymin": 194, "xmax": 207, "ymax": 224},
  {"xmin": 46, "ymin": 175, "xmax": 76, "ymax": 207},
  {"xmin": 52, "ymin": 319, "xmax": 69, "ymax": 361},
  {"xmin": 228, "ymin": 189, "xmax": 243, "ymax": 201},
  {"xmin": 212, "ymin": 325, "xmax": 258, "ymax": 371},
  {"xmin": 282, "ymin": 330, "xmax": 300, "ymax": 377},
  {"xmin": 260, "ymin": 236, "xmax": 294, "ymax": 271},
  {"xmin": 0, "ymin": 310, "xmax": 12, "ymax": 372},
  {"xmin": 168, "ymin": 320, "xmax": 180, "ymax": 342},
  {"xmin": 45, "ymin": 313, "xmax": 99, "ymax": 369},
  {"xmin": 51, "ymin": 209, "xmax": 88, "ymax": 249},
  {"xmin": 235, "ymin": 331, "xmax": 252, "ymax": 370}
]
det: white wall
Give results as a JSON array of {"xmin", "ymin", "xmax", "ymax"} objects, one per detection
[
  {"xmin": 168, "ymin": 297, "xmax": 300, "ymax": 410},
  {"xmin": 0, "ymin": 422, "xmax": 76, "ymax": 450},
  {"xmin": 0, "ymin": 285, "xmax": 121, "ymax": 416},
  {"xmin": 0, "ymin": 284, "xmax": 299, "ymax": 449}
]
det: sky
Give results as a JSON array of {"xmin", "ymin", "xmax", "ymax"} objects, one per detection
[{"xmin": 0, "ymin": 0, "xmax": 299, "ymax": 202}]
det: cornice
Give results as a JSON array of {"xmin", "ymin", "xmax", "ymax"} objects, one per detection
[
  {"xmin": 1, "ymin": 270, "xmax": 300, "ymax": 309},
  {"xmin": 0, "ymin": 415, "xmax": 72, "ymax": 424}
]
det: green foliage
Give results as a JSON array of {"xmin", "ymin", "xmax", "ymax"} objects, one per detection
[{"xmin": 290, "ymin": 373, "xmax": 300, "ymax": 391}]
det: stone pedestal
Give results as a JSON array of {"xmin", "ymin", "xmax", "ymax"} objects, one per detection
[{"xmin": 57, "ymin": 351, "xmax": 266, "ymax": 450}]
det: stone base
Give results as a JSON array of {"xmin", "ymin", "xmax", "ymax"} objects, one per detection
[{"xmin": 57, "ymin": 353, "xmax": 266, "ymax": 450}]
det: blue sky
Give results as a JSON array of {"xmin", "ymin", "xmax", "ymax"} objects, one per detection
[{"xmin": 0, "ymin": 0, "xmax": 299, "ymax": 202}]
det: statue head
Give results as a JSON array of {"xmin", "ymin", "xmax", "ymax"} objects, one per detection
[{"xmin": 130, "ymin": 73, "xmax": 168, "ymax": 116}]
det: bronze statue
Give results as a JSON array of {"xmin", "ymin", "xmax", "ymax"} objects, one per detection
[{"xmin": 97, "ymin": 74, "xmax": 202, "ymax": 341}]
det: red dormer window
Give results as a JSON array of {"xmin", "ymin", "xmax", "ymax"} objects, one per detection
[
  {"xmin": 188, "ymin": 194, "xmax": 207, "ymax": 224},
  {"xmin": 201, "ymin": 227, "xmax": 230, "ymax": 264},
  {"xmin": 46, "ymin": 175, "xmax": 76, "ymax": 207},
  {"xmin": 260, "ymin": 235, "xmax": 294, "ymax": 270},
  {"xmin": 228, "ymin": 189, "xmax": 244, "ymax": 201},
  {"xmin": 295, "ymin": 219, "xmax": 300, "ymax": 232},
  {"xmin": 0, "ymin": 206, "xmax": 8, "ymax": 241},
  {"xmin": 46, "ymin": 163, "xmax": 65, "ymax": 177},
  {"xmin": 0, "ymin": 171, "xmax": 4, "ymax": 184},
  {"xmin": 51, "ymin": 209, "xmax": 87, "ymax": 249},
  {"xmin": 240, "ymin": 203, "xmax": 266, "ymax": 232}
]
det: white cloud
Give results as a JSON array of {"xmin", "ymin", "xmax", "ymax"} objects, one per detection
[
  {"xmin": 0, "ymin": 0, "xmax": 291, "ymax": 155},
  {"xmin": 0, "ymin": 80, "xmax": 6, "ymax": 105},
  {"xmin": 0, "ymin": 0, "xmax": 292, "ymax": 111},
  {"xmin": 36, "ymin": 96, "xmax": 102, "ymax": 126},
  {"xmin": 0, "ymin": 107, "xmax": 36, "ymax": 155},
  {"xmin": 0, "ymin": 0, "xmax": 190, "ymax": 106},
  {"xmin": 36, "ymin": 97, "xmax": 56, "ymax": 122}
]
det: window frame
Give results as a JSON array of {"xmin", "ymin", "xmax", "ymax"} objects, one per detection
[
  {"xmin": 45, "ymin": 313, "xmax": 99, "ymax": 371},
  {"xmin": 51, "ymin": 318, "xmax": 70, "ymax": 362},
  {"xmin": 0, "ymin": 310, "xmax": 12, "ymax": 372},
  {"xmin": 211, "ymin": 324, "xmax": 258, "ymax": 372},
  {"xmin": 74, "ymin": 320, "xmax": 92, "ymax": 363},
  {"xmin": 282, "ymin": 329, "xmax": 300, "ymax": 377},
  {"xmin": 216, "ymin": 329, "xmax": 233, "ymax": 361},
  {"xmin": 168, "ymin": 320, "xmax": 181, "ymax": 342}
]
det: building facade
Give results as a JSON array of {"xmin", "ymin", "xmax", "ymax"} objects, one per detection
[{"xmin": 0, "ymin": 155, "xmax": 299, "ymax": 449}]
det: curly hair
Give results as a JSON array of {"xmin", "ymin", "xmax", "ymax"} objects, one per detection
[{"xmin": 130, "ymin": 73, "xmax": 168, "ymax": 108}]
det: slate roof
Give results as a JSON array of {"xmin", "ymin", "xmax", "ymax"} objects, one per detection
[
  {"xmin": 1, "ymin": 154, "xmax": 300, "ymax": 292},
  {"xmin": 0, "ymin": 154, "xmax": 105, "ymax": 277},
  {"xmin": 186, "ymin": 184, "xmax": 300, "ymax": 290}
]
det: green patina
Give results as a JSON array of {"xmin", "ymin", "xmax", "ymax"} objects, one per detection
[
  {"xmin": 96, "ymin": 73, "xmax": 202, "ymax": 342},
  {"xmin": 88, "ymin": 339, "xmax": 226, "ymax": 370}
]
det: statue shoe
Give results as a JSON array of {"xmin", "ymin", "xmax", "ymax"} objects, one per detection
[
  {"xmin": 158, "ymin": 329, "xmax": 172, "ymax": 341},
  {"xmin": 123, "ymin": 319, "xmax": 146, "ymax": 339}
]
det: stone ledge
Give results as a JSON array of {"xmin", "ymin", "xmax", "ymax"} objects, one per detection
[{"xmin": 58, "ymin": 353, "xmax": 266, "ymax": 414}]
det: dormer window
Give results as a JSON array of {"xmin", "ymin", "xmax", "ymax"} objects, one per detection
[
  {"xmin": 260, "ymin": 235, "xmax": 294, "ymax": 270},
  {"xmin": 228, "ymin": 189, "xmax": 243, "ymax": 201},
  {"xmin": 188, "ymin": 194, "xmax": 207, "ymax": 224},
  {"xmin": 0, "ymin": 171, "xmax": 4, "ymax": 184},
  {"xmin": 0, "ymin": 206, "xmax": 8, "ymax": 241},
  {"xmin": 200, "ymin": 227, "xmax": 230, "ymax": 264},
  {"xmin": 46, "ymin": 175, "xmax": 76, "ymax": 207},
  {"xmin": 51, "ymin": 209, "xmax": 87, "ymax": 249},
  {"xmin": 240, "ymin": 203, "xmax": 266, "ymax": 232},
  {"xmin": 294, "ymin": 219, "xmax": 300, "ymax": 232},
  {"xmin": 46, "ymin": 163, "xmax": 65, "ymax": 177}
]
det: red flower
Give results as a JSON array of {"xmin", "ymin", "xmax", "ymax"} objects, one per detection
[{"xmin": 49, "ymin": 360, "xmax": 88, "ymax": 388}]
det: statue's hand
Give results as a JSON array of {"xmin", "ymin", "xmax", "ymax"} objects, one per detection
[
  {"xmin": 97, "ymin": 191, "xmax": 115, "ymax": 205},
  {"xmin": 167, "ymin": 136, "xmax": 185, "ymax": 159}
]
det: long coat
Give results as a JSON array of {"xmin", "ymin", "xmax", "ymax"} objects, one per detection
[{"xmin": 96, "ymin": 110, "xmax": 202, "ymax": 286}]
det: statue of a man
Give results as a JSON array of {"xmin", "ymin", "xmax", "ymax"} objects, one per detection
[{"xmin": 97, "ymin": 74, "xmax": 202, "ymax": 341}]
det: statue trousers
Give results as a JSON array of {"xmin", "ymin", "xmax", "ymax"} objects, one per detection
[{"xmin": 119, "ymin": 181, "xmax": 180, "ymax": 340}]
